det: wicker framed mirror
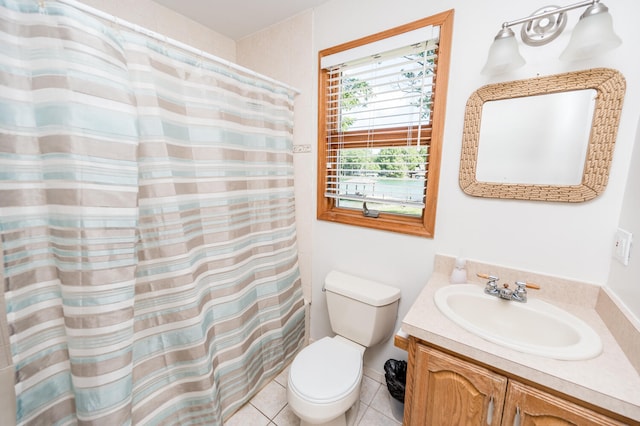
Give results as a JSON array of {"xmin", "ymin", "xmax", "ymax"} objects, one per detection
[{"xmin": 459, "ymin": 68, "xmax": 626, "ymax": 202}]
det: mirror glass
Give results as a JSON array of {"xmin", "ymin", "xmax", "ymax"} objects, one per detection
[
  {"xmin": 459, "ymin": 68, "xmax": 626, "ymax": 202},
  {"xmin": 476, "ymin": 90, "xmax": 596, "ymax": 185}
]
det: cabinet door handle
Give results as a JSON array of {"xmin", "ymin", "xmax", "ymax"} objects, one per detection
[
  {"xmin": 487, "ymin": 396, "xmax": 494, "ymax": 425},
  {"xmin": 513, "ymin": 406, "xmax": 521, "ymax": 426}
]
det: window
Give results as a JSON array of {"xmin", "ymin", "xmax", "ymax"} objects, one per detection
[{"xmin": 317, "ymin": 10, "xmax": 454, "ymax": 237}]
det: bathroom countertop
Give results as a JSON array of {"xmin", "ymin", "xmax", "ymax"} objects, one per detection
[{"xmin": 402, "ymin": 271, "xmax": 640, "ymax": 422}]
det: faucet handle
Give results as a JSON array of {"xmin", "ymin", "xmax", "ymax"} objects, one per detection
[
  {"xmin": 515, "ymin": 281, "xmax": 540, "ymax": 290},
  {"xmin": 478, "ymin": 273, "xmax": 500, "ymax": 296},
  {"xmin": 477, "ymin": 273, "xmax": 499, "ymax": 283}
]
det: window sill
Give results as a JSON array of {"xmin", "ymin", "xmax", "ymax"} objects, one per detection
[{"xmin": 317, "ymin": 206, "xmax": 434, "ymax": 238}]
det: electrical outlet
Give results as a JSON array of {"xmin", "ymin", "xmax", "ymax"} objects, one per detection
[
  {"xmin": 293, "ymin": 144, "xmax": 311, "ymax": 153},
  {"xmin": 613, "ymin": 228, "xmax": 632, "ymax": 266}
]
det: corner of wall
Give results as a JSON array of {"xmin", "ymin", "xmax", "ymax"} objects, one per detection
[{"xmin": 596, "ymin": 287, "xmax": 640, "ymax": 374}]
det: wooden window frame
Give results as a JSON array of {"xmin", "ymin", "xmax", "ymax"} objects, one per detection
[{"xmin": 316, "ymin": 10, "xmax": 454, "ymax": 238}]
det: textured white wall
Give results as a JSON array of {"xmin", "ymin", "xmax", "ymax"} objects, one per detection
[
  {"xmin": 308, "ymin": 0, "xmax": 640, "ymax": 376},
  {"xmin": 608, "ymin": 117, "xmax": 640, "ymax": 316},
  {"xmin": 78, "ymin": 0, "xmax": 236, "ymax": 61}
]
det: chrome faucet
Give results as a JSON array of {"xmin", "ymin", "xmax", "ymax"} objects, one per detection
[
  {"xmin": 482, "ymin": 275, "xmax": 500, "ymax": 296},
  {"xmin": 499, "ymin": 283, "xmax": 514, "ymax": 300},
  {"xmin": 512, "ymin": 281, "xmax": 528, "ymax": 303},
  {"xmin": 477, "ymin": 273, "xmax": 538, "ymax": 303}
]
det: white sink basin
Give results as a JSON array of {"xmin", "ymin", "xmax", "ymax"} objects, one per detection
[{"xmin": 434, "ymin": 284, "xmax": 602, "ymax": 360}]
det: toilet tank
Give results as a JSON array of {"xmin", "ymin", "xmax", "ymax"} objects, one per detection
[{"xmin": 324, "ymin": 270, "xmax": 401, "ymax": 347}]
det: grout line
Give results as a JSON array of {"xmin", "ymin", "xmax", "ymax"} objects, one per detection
[
  {"xmin": 271, "ymin": 403, "xmax": 288, "ymax": 425},
  {"xmin": 248, "ymin": 402, "xmax": 272, "ymax": 423},
  {"xmin": 228, "ymin": 371, "xmax": 401, "ymax": 425}
]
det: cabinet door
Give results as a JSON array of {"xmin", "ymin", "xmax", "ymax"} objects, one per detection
[
  {"xmin": 503, "ymin": 380, "xmax": 627, "ymax": 426},
  {"xmin": 405, "ymin": 344, "xmax": 507, "ymax": 426}
]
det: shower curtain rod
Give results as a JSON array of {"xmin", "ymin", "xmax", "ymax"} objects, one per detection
[{"xmin": 53, "ymin": 0, "xmax": 301, "ymax": 95}]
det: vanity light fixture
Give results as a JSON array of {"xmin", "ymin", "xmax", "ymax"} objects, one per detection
[{"xmin": 481, "ymin": 0, "xmax": 621, "ymax": 75}]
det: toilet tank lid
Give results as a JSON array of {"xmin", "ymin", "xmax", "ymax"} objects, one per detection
[{"xmin": 325, "ymin": 270, "xmax": 400, "ymax": 306}]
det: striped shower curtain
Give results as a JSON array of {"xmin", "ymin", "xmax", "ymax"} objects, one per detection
[{"xmin": 0, "ymin": 1, "xmax": 305, "ymax": 424}]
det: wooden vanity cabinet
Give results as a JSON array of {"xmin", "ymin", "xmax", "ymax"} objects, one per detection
[
  {"xmin": 403, "ymin": 339, "xmax": 627, "ymax": 426},
  {"xmin": 404, "ymin": 343, "xmax": 506, "ymax": 425},
  {"xmin": 503, "ymin": 381, "xmax": 626, "ymax": 426}
]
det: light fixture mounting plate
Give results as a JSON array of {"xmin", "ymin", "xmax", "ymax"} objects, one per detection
[{"xmin": 521, "ymin": 5, "xmax": 568, "ymax": 46}]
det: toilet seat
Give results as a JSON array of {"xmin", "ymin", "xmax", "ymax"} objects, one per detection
[{"xmin": 289, "ymin": 337, "xmax": 362, "ymax": 403}]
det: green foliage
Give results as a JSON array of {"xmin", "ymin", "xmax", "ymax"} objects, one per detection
[
  {"xmin": 375, "ymin": 148, "xmax": 406, "ymax": 178},
  {"xmin": 375, "ymin": 147, "xmax": 428, "ymax": 178},
  {"xmin": 398, "ymin": 50, "xmax": 436, "ymax": 121},
  {"xmin": 340, "ymin": 77, "xmax": 373, "ymax": 132},
  {"xmin": 340, "ymin": 147, "xmax": 427, "ymax": 179},
  {"xmin": 339, "ymin": 149, "xmax": 380, "ymax": 176}
]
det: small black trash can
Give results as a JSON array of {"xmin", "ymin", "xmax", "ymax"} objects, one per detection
[{"xmin": 384, "ymin": 359, "xmax": 407, "ymax": 421}]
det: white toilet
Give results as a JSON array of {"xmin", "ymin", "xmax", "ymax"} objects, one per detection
[{"xmin": 287, "ymin": 270, "xmax": 401, "ymax": 426}]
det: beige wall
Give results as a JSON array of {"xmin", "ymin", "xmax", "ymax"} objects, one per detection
[{"xmin": 78, "ymin": 0, "xmax": 236, "ymax": 62}]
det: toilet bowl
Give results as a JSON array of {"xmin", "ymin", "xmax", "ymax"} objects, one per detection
[
  {"xmin": 287, "ymin": 271, "xmax": 401, "ymax": 426},
  {"xmin": 288, "ymin": 336, "xmax": 364, "ymax": 426}
]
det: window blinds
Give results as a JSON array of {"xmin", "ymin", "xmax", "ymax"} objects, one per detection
[{"xmin": 322, "ymin": 31, "xmax": 439, "ymax": 210}]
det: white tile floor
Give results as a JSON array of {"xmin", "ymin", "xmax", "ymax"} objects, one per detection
[{"xmin": 224, "ymin": 365, "xmax": 403, "ymax": 426}]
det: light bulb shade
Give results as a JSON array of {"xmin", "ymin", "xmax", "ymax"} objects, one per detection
[
  {"xmin": 481, "ymin": 33, "xmax": 526, "ymax": 75},
  {"xmin": 560, "ymin": 10, "xmax": 622, "ymax": 61}
]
